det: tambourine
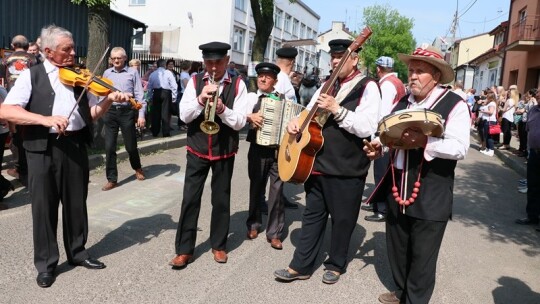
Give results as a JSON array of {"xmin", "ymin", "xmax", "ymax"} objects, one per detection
[{"xmin": 378, "ymin": 109, "xmax": 444, "ymax": 149}]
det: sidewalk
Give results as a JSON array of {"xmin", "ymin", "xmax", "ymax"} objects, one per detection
[{"xmin": 470, "ymin": 127, "xmax": 527, "ymax": 177}]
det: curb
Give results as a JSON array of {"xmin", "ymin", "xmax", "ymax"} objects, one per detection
[
  {"xmin": 88, "ymin": 133, "xmax": 188, "ymax": 171},
  {"xmin": 470, "ymin": 130, "xmax": 526, "ymax": 177}
]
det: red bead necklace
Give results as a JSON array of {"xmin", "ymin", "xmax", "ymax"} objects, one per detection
[{"xmin": 390, "ymin": 156, "xmax": 424, "ymax": 206}]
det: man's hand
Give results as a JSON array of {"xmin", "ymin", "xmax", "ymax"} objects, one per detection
[
  {"xmin": 42, "ymin": 115, "xmax": 68, "ymax": 133},
  {"xmin": 107, "ymin": 91, "xmax": 132, "ymax": 103},
  {"xmin": 200, "ymin": 83, "xmax": 218, "ymax": 102},
  {"xmin": 315, "ymin": 93, "xmax": 340, "ymax": 115},
  {"xmin": 137, "ymin": 117, "xmax": 145, "ymax": 128},
  {"xmin": 248, "ymin": 112, "xmax": 264, "ymax": 128},
  {"xmin": 286, "ymin": 117, "xmax": 300, "ymax": 135},
  {"xmin": 363, "ymin": 139, "xmax": 382, "ymax": 160},
  {"xmin": 400, "ymin": 127, "xmax": 427, "ymax": 148}
]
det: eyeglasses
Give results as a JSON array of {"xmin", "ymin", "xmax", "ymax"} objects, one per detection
[{"xmin": 110, "ymin": 57, "xmax": 124, "ymax": 60}]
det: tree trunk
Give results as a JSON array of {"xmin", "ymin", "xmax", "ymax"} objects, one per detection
[
  {"xmin": 87, "ymin": 4, "xmax": 110, "ymax": 149},
  {"xmin": 249, "ymin": 0, "xmax": 274, "ymax": 91}
]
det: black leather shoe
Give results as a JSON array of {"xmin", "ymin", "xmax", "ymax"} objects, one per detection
[
  {"xmin": 365, "ymin": 213, "xmax": 386, "ymax": 222},
  {"xmin": 36, "ymin": 272, "xmax": 55, "ymax": 288},
  {"xmin": 274, "ymin": 268, "xmax": 310, "ymax": 281},
  {"xmin": 536, "ymin": 227, "xmax": 540, "ymax": 232},
  {"xmin": 71, "ymin": 258, "xmax": 106, "ymax": 269},
  {"xmin": 322, "ymin": 270, "xmax": 340, "ymax": 284},
  {"xmin": 360, "ymin": 204, "xmax": 374, "ymax": 212},
  {"xmin": 515, "ymin": 217, "xmax": 539, "ymax": 225}
]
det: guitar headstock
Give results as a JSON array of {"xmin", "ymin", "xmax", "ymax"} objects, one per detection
[{"xmin": 349, "ymin": 27, "xmax": 373, "ymax": 52}]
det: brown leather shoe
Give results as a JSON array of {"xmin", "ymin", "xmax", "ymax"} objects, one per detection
[
  {"xmin": 169, "ymin": 254, "xmax": 193, "ymax": 268},
  {"xmin": 135, "ymin": 168, "xmax": 145, "ymax": 181},
  {"xmin": 101, "ymin": 181, "xmax": 118, "ymax": 191},
  {"xmin": 247, "ymin": 229, "xmax": 258, "ymax": 240},
  {"xmin": 378, "ymin": 291, "xmax": 401, "ymax": 304},
  {"xmin": 268, "ymin": 238, "xmax": 283, "ymax": 250},
  {"xmin": 211, "ymin": 249, "xmax": 228, "ymax": 263}
]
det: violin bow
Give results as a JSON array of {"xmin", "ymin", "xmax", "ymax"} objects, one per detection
[{"xmin": 60, "ymin": 44, "xmax": 111, "ymax": 137}]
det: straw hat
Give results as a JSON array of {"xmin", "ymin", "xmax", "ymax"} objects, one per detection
[{"xmin": 398, "ymin": 44, "xmax": 455, "ymax": 84}]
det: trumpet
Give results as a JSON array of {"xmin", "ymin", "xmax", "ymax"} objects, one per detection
[{"xmin": 200, "ymin": 72, "xmax": 220, "ymax": 135}]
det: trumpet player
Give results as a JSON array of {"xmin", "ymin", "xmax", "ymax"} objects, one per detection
[{"xmin": 170, "ymin": 42, "xmax": 249, "ymax": 268}]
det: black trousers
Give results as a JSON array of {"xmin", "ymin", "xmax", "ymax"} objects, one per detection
[
  {"xmin": 501, "ymin": 118, "xmax": 512, "ymax": 145},
  {"xmin": 517, "ymin": 120, "xmax": 527, "ymax": 152},
  {"xmin": 175, "ymin": 152, "xmax": 235, "ymax": 254},
  {"xmin": 372, "ymin": 153, "xmax": 389, "ymax": 214},
  {"xmin": 246, "ymin": 144, "xmax": 284, "ymax": 239},
  {"xmin": 289, "ymin": 174, "xmax": 365, "ymax": 274},
  {"xmin": 526, "ymin": 149, "xmax": 540, "ymax": 220},
  {"xmin": 103, "ymin": 106, "xmax": 142, "ymax": 182},
  {"xmin": 151, "ymin": 88, "xmax": 172, "ymax": 137},
  {"xmin": 27, "ymin": 134, "xmax": 90, "ymax": 273},
  {"xmin": 386, "ymin": 206, "xmax": 448, "ymax": 304}
]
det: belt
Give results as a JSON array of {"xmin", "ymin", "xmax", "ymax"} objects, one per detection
[
  {"xmin": 153, "ymin": 88, "xmax": 171, "ymax": 92},
  {"xmin": 110, "ymin": 104, "xmax": 132, "ymax": 110},
  {"xmin": 50, "ymin": 129, "xmax": 83, "ymax": 137}
]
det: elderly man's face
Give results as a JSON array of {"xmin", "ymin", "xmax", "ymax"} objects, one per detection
[
  {"xmin": 407, "ymin": 60, "xmax": 440, "ymax": 100},
  {"xmin": 257, "ymin": 72, "xmax": 277, "ymax": 93}
]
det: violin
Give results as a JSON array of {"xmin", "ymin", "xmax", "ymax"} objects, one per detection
[{"xmin": 58, "ymin": 67, "xmax": 142, "ymax": 110}]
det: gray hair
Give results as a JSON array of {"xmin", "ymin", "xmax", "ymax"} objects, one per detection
[
  {"xmin": 110, "ymin": 46, "xmax": 127, "ymax": 58},
  {"xmin": 40, "ymin": 25, "xmax": 72, "ymax": 52}
]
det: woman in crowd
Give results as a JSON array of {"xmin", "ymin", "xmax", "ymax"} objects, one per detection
[
  {"xmin": 499, "ymin": 87, "xmax": 518, "ymax": 150},
  {"xmin": 479, "ymin": 91, "xmax": 498, "ymax": 157}
]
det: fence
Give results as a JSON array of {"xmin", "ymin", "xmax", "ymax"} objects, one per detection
[{"xmin": 131, "ymin": 51, "xmax": 202, "ymax": 78}]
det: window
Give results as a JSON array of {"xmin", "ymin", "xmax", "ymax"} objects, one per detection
[
  {"xmin": 292, "ymin": 19, "xmax": 299, "ymax": 36},
  {"xmin": 284, "ymin": 14, "xmax": 292, "ymax": 33},
  {"xmin": 274, "ymin": 9, "xmax": 283, "ymax": 29},
  {"xmin": 273, "ymin": 41, "xmax": 281, "ymax": 60},
  {"xmin": 130, "ymin": 0, "xmax": 145, "ymax": 5},
  {"xmin": 235, "ymin": 0, "xmax": 245, "ymax": 11},
  {"xmin": 233, "ymin": 27, "xmax": 245, "ymax": 52},
  {"xmin": 134, "ymin": 36, "xmax": 143, "ymax": 46},
  {"xmin": 300, "ymin": 24, "xmax": 306, "ymax": 39},
  {"xmin": 248, "ymin": 33, "xmax": 254, "ymax": 54}
]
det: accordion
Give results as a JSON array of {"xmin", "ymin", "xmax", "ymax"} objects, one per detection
[{"xmin": 256, "ymin": 97, "xmax": 305, "ymax": 146}]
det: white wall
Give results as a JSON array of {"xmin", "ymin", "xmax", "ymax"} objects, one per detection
[{"xmin": 113, "ymin": 0, "xmax": 320, "ymax": 68}]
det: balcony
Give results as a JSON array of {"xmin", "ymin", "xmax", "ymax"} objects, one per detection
[{"xmin": 507, "ymin": 15, "xmax": 540, "ymax": 51}]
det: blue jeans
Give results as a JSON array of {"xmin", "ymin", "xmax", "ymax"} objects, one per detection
[{"xmin": 482, "ymin": 121, "xmax": 497, "ymax": 150}]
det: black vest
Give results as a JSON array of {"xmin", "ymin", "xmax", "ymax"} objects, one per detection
[
  {"xmin": 373, "ymin": 89, "xmax": 464, "ymax": 221},
  {"xmin": 312, "ymin": 76, "xmax": 374, "ymax": 177},
  {"xmin": 22, "ymin": 64, "xmax": 92, "ymax": 152},
  {"xmin": 186, "ymin": 73, "xmax": 240, "ymax": 158}
]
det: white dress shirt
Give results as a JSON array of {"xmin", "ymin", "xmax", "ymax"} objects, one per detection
[
  {"xmin": 3, "ymin": 60, "xmax": 99, "ymax": 132},
  {"xmin": 180, "ymin": 71, "xmax": 248, "ymax": 131},
  {"xmin": 378, "ymin": 73, "xmax": 400, "ymax": 120},
  {"xmin": 275, "ymin": 71, "xmax": 297, "ymax": 103},
  {"xmin": 393, "ymin": 86, "xmax": 470, "ymax": 169},
  {"xmin": 305, "ymin": 73, "xmax": 381, "ymax": 139}
]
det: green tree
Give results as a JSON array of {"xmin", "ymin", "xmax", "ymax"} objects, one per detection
[
  {"xmin": 71, "ymin": 0, "xmax": 111, "ymax": 75},
  {"xmin": 71, "ymin": 0, "xmax": 112, "ymax": 149},
  {"xmin": 249, "ymin": 0, "xmax": 296, "ymax": 90},
  {"xmin": 361, "ymin": 4, "xmax": 415, "ymax": 82}
]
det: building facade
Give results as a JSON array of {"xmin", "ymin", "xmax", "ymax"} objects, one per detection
[
  {"xmin": 503, "ymin": 0, "xmax": 540, "ymax": 92},
  {"xmin": 112, "ymin": 0, "xmax": 320, "ymax": 72}
]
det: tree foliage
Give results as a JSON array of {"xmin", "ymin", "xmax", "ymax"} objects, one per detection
[
  {"xmin": 360, "ymin": 5, "xmax": 416, "ymax": 82},
  {"xmin": 71, "ymin": 0, "xmax": 112, "ymax": 7}
]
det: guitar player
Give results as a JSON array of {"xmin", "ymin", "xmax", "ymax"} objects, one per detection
[{"xmin": 274, "ymin": 39, "xmax": 381, "ymax": 284}]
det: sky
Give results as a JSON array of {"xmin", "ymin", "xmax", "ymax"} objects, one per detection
[{"xmin": 300, "ymin": 0, "xmax": 510, "ymax": 44}]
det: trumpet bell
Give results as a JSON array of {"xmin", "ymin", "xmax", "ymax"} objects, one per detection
[{"xmin": 200, "ymin": 121, "xmax": 220, "ymax": 135}]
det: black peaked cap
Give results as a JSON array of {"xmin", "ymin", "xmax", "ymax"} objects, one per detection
[
  {"xmin": 255, "ymin": 62, "xmax": 280, "ymax": 76},
  {"xmin": 276, "ymin": 47, "xmax": 298, "ymax": 59},
  {"xmin": 199, "ymin": 42, "xmax": 231, "ymax": 60},
  {"xmin": 328, "ymin": 39, "xmax": 362, "ymax": 54}
]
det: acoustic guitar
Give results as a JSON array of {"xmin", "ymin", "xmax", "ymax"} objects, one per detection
[{"xmin": 277, "ymin": 27, "xmax": 373, "ymax": 183}]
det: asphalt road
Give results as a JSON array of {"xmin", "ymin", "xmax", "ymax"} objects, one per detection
[{"xmin": 0, "ymin": 133, "xmax": 539, "ymax": 304}]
